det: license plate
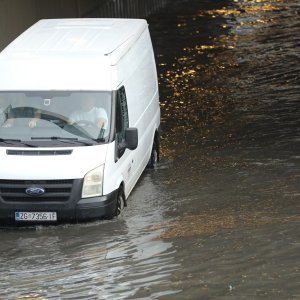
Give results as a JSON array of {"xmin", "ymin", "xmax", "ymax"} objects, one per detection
[{"xmin": 15, "ymin": 212, "xmax": 57, "ymax": 221}]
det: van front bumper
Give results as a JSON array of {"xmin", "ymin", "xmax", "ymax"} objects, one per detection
[
  {"xmin": 0, "ymin": 178, "xmax": 118, "ymax": 225},
  {"xmin": 76, "ymin": 190, "xmax": 118, "ymax": 220}
]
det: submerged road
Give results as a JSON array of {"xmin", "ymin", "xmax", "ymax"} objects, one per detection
[{"xmin": 1, "ymin": 0, "xmax": 300, "ymax": 298}]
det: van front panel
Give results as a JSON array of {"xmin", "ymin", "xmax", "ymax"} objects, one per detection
[{"xmin": 0, "ymin": 178, "xmax": 118, "ymax": 224}]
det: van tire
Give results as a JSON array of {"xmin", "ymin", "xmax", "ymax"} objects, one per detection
[
  {"xmin": 106, "ymin": 187, "xmax": 125, "ymax": 219},
  {"xmin": 116, "ymin": 188, "xmax": 126, "ymax": 216},
  {"xmin": 147, "ymin": 138, "xmax": 159, "ymax": 169}
]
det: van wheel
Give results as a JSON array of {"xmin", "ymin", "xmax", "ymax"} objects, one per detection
[
  {"xmin": 116, "ymin": 189, "xmax": 126, "ymax": 216},
  {"xmin": 147, "ymin": 139, "xmax": 159, "ymax": 169},
  {"xmin": 107, "ymin": 188, "xmax": 125, "ymax": 219}
]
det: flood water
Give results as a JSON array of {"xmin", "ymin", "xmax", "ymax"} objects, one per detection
[{"xmin": 1, "ymin": 0, "xmax": 300, "ymax": 299}]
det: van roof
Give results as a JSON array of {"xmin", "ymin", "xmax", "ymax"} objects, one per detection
[
  {"xmin": 1, "ymin": 18, "xmax": 148, "ymax": 63},
  {"xmin": 0, "ymin": 18, "xmax": 149, "ymax": 91}
]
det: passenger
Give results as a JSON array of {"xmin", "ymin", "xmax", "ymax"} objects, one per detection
[
  {"xmin": 69, "ymin": 96, "xmax": 108, "ymax": 129},
  {"xmin": 1, "ymin": 94, "xmax": 40, "ymax": 128},
  {"xmin": 2, "ymin": 107, "xmax": 41, "ymax": 128}
]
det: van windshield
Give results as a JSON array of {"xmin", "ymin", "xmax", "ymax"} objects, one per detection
[{"xmin": 0, "ymin": 91, "xmax": 112, "ymax": 147}]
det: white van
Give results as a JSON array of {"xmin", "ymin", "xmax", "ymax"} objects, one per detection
[{"xmin": 0, "ymin": 18, "xmax": 160, "ymax": 224}]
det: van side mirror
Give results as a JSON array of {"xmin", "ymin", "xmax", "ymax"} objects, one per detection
[
  {"xmin": 117, "ymin": 128, "xmax": 138, "ymax": 158},
  {"xmin": 125, "ymin": 127, "xmax": 138, "ymax": 150}
]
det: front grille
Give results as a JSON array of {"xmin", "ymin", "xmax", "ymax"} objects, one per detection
[{"xmin": 0, "ymin": 179, "xmax": 74, "ymax": 202}]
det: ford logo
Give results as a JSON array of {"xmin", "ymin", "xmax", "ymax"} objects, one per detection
[{"xmin": 25, "ymin": 187, "xmax": 45, "ymax": 196}]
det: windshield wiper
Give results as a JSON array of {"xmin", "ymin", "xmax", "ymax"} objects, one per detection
[
  {"xmin": 0, "ymin": 138, "xmax": 22, "ymax": 142},
  {"xmin": 31, "ymin": 136, "xmax": 95, "ymax": 146},
  {"xmin": 0, "ymin": 138, "xmax": 37, "ymax": 147},
  {"xmin": 92, "ymin": 138, "xmax": 106, "ymax": 143},
  {"xmin": 31, "ymin": 136, "xmax": 79, "ymax": 140}
]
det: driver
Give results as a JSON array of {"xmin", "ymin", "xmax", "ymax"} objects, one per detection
[{"xmin": 69, "ymin": 96, "xmax": 108, "ymax": 129}]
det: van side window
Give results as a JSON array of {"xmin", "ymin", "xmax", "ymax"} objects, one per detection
[{"xmin": 116, "ymin": 86, "xmax": 129, "ymax": 156}]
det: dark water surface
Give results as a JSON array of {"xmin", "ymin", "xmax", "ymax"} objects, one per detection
[{"xmin": 1, "ymin": 0, "xmax": 300, "ymax": 299}]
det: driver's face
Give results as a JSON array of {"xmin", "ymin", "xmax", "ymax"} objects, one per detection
[{"xmin": 82, "ymin": 97, "xmax": 95, "ymax": 112}]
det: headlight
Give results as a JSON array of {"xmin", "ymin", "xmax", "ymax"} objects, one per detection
[{"xmin": 82, "ymin": 165, "xmax": 104, "ymax": 198}]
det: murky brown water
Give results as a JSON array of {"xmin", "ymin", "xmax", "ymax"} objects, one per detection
[{"xmin": 1, "ymin": 0, "xmax": 300, "ymax": 299}]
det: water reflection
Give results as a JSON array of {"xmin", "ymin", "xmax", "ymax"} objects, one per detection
[
  {"xmin": 0, "ymin": 174, "xmax": 180, "ymax": 299},
  {"xmin": 149, "ymin": 1, "xmax": 300, "ymax": 296},
  {"xmin": 0, "ymin": 226, "xmax": 177, "ymax": 299},
  {"xmin": 153, "ymin": 0, "xmax": 299, "ymax": 161},
  {"xmin": 159, "ymin": 210, "xmax": 300, "ymax": 239}
]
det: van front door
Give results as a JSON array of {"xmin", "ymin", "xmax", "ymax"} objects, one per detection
[{"xmin": 115, "ymin": 86, "xmax": 134, "ymax": 193}]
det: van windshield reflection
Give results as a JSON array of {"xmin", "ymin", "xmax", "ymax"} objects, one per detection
[{"xmin": 0, "ymin": 91, "xmax": 111, "ymax": 146}]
